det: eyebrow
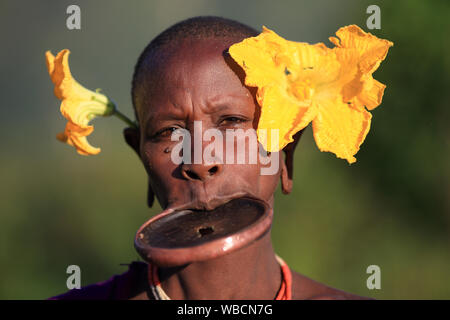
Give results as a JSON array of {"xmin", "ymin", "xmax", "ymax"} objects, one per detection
[
  {"xmin": 146, "ymin": 109, "xmax": 186, "ymax": 124},
  {"xmin": 144, "ymin": 91, "xmax": 252, "ymax": 124}
]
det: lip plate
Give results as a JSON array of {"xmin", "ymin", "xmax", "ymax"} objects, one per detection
[{"xmin": 134, "ymin": 197, "xmax": 273, "ymax": 267}]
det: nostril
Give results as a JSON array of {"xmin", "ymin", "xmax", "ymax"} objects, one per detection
[
  {"xmin": 208, "ymin": 166, "xmax": 218, "ymax": 175},
  {"xmin": 181, "ymin": 165, "xmax": 220, "ymax": 181},
  {"xmin": 185, "ymin": 170, "xmax": 200, "ymax": 180}
]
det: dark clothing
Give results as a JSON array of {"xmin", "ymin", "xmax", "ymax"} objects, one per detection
[{"xmin": 49, "ymin": 261, "xmax": 148, "ymax": 300}]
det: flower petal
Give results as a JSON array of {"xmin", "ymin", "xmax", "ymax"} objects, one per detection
[
  {"xmin": 45, "ymin": 51, "xmax": 55, "ymax": 75},
  {"xmin": 228, "ymin": 27, "xmax": 286, "ymax": 88},
  {"xmin": 60, "ymin": 121, "xmax": 100, "ymax": 155},
  {"xmin": 49, "ymin": 49, "xmax": 73, "ymax": 100},
  {"xmin": 355, "ymin": 77, "xmax": 386, "ymax": 110},
  {"xmin": 257, "ymin": 85, "xmax": 317, "ymax": 152},
  {"xmin": 331, "ymin": 25, "xmax": 392, "ymax": 111},
  {"xmin": 60, "ymin": 99, "xmax": 114, "ymax": 127},
  {"xmin": 332, "ymin": 25, "xmax": 393, "ymax": 75},
  {"xmin": 49, "ymin": 49, "xmax": 95, "ymax": 101},
  {"xmin": 312, "ymin": 97, "xmax": 372, "ymax": 164},
  {"xmin": 56, "ymin": 131, "xmax": 72, "ymax": 146},
  {"xmin": 69, "ymin": 135, "xmax": 101, "ymax": 155}
]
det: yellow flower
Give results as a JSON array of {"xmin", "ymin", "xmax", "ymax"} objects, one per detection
[
  {"xmin": 45, "ymin": 49, "xmax": 116, "ymax": 155},
  {"xmin": 229, "ymin": 25, "xmax": 393, "ymax": 163}
]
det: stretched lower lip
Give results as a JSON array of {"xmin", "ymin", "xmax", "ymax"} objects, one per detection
[{"xmin": 134, "ymin": 197, "xmax": 273, "ymax": 267}]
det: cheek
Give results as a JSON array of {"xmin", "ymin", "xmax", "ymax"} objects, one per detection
[
  {"xmin": 141, "ymin": 141, "xmax": 178, "ymax": 180},
  {"xmin": 254, "ymin": 151, "xmax": 282, "ymax": 199},
  {"xmin": 220, "ymin": 131, "xmax": 281, "ymax": 194},
  {"xmin": 259, "ymin": 173, "xmax": 280, "ymax": 199}
]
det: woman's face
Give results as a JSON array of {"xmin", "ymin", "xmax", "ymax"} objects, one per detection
[{"xmin": 133, "ymin": 38, "xmax": 283, "ymax": 211}]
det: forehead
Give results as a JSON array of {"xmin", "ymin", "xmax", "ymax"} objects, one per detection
[{"xmin": 136, "ymin": 38, "xmax": 252, "ymax": 122}]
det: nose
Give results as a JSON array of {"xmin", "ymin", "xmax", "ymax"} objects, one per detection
[{"xmin": 181, "ymin": 162, "xmax": 222, "ymax": 181}]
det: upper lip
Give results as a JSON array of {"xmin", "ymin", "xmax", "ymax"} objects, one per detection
[{"xmin": 167, "ymin": 191, "xmax": 265, "ymax": 212}]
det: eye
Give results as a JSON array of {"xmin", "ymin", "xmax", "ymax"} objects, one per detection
[
  {"xmin": 153, "ymin": 126, "xmax": 183, "ymax": 139},
  {"xmin": 219, "ymin": 116, "xmax": 249, "ymax": 126}
]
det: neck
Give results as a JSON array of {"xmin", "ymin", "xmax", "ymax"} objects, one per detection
[{"xmin": 156, "ymin": 231, "xmax": 281, "ymax": 300}]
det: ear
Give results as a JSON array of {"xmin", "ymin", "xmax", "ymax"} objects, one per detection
[
  {"xmin": 280, "ymin": 130, "xmax": 304, "ymax": 194},
  {"xmin": 123, "ymin": 127, "xmax": 155, "ymax": 208},
  {"xmin": 123, "ymin": 127, "xmax": 140, "ymax": 156}
]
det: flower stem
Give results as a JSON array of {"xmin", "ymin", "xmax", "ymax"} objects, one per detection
[
  {"xmin": 113, "ymin": 109, "xmax": 138, "ymax": 128},
  {"xmin": 92, "ymin": 95, "xmax": 138, "ymax": 128}
]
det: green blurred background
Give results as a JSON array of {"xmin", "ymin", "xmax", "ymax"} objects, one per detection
[{"xmin": 0, "ymin": 0, "xmax": 449, "ymax": 299}]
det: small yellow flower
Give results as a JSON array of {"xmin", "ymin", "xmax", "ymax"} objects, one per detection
[
  {"xmin": 45, "ymin": 49, "xmax": 116, "ymax": 155},
  {"xmin": 229, "ymin": 25, "xmax": 393, "ymax": 163}
]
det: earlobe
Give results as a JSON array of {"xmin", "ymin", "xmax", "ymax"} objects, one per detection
[
  {"xmin": 280, "ymin": 161, "xmax": 293, "ymax": 194},
  {"xmin": 280, "ymin": 130, "xmax": 304, "ymax": 195}
]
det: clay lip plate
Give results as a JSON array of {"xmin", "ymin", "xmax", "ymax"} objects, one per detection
[{"xmin": 134, "ymin": 197, "xmax": 273, "ymax": 267}]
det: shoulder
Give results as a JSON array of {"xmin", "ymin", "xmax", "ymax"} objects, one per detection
[
  {"xmin": 290, "ymin": 270, "xmax": 373, "ymax": 300},
  {"xmin": 48, "ymin": 261, "xmax": 149, "ymax": 300}
]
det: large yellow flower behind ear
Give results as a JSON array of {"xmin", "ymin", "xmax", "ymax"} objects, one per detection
[
  {"xmin": 229, "ymin": 25, "xmax": 393, "ymax": 163},
  {"xmin": 46, "ymin": 49, "xmax": 116, "ymax": 155}
]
